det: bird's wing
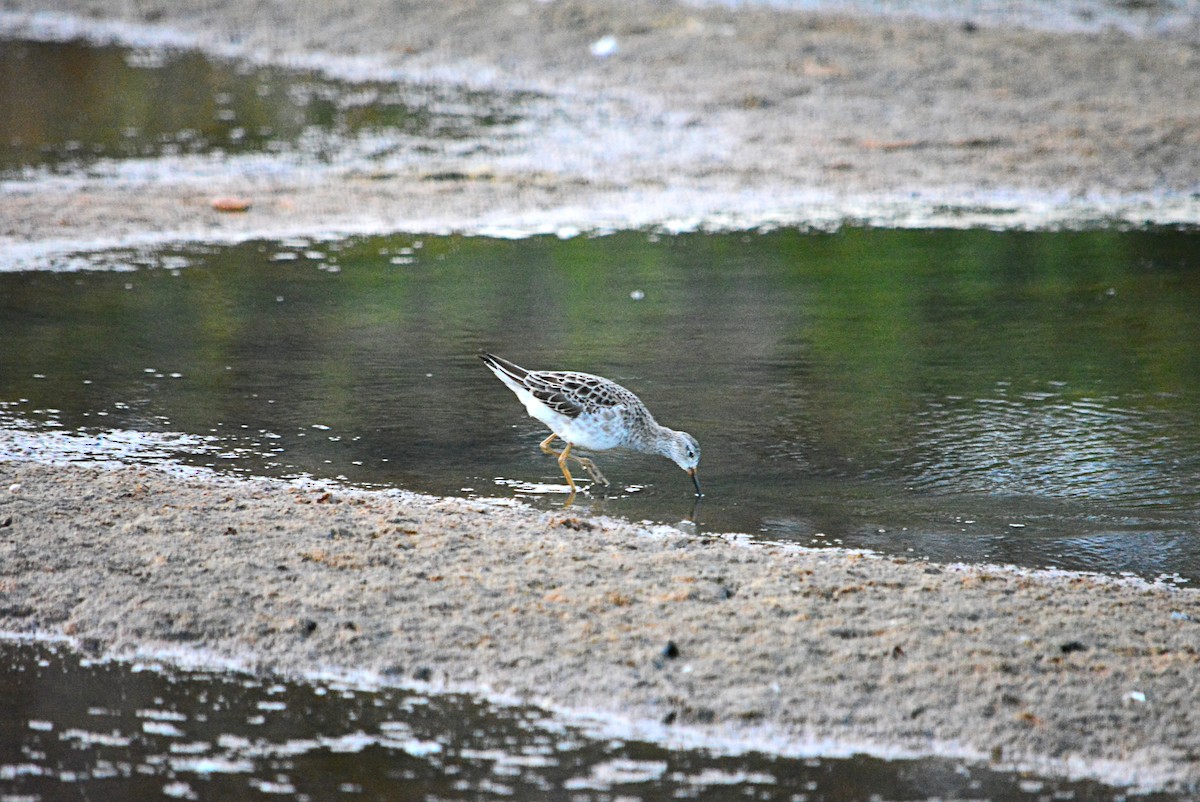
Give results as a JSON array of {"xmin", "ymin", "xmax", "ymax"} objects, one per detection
[{"xmin": 525, "ymin": 371, "xmax": 632, "ymax": 419}]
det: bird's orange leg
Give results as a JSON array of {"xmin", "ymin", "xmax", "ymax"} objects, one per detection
[
  {"xmin": 539, "ymin": 433, "xmax": 562, "ymax": 456},
  {"xmin": 557, "ymin": 442, "xmax": 578, "ymax": 494},
  {"xmin": 541, "ymin": 433, "xmax": 602, "ymax": 493}
]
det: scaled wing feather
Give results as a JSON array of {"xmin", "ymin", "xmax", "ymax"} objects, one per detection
[{"xmin": 525, "ymin": 371, "xmax": 633, "ymax": 419}]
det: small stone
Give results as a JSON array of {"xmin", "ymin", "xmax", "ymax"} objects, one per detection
[
  {"xmin": 662, "ymin": 641, "xmax": 680, "ymax": 659},
  {"xmin": 1060, "ymin": 641, "xmax": 1087, "ymax": 654},
  {"xmin": 413, "ymin": 667, "xmax": 433, "ymax": 682},
  {"xmin": 211, "ymin": 197, "xmax": 251, "ymax": 213},
  {"xmin": 828, "ymin": 627, "xmax": 864, "ymax": 640}
]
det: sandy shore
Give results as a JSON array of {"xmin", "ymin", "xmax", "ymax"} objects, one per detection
[
  {"xmin": 3, "ymin": 0, "xmax": 1200, "ymax": 792},
  {"xmin": 1, "ymin": 458, "xmax": 1199, "ymax": 792},
  {"xmin": 3, "ymin": 0, "xmax": 1200, "ymax": 267}
]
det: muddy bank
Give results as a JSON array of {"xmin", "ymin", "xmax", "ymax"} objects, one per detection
[
  {"xmin": 2, "ymin": 458, "xmax": 1198, "ymax": 791},
  {"xmin": 2, "ymin": 0, "xmax": 1200, "ymax": 263}
]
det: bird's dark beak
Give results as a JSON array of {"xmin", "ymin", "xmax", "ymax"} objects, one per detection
[{"xmin": 688, "ymin": 467, "xmax": 702, "ymax": 497}]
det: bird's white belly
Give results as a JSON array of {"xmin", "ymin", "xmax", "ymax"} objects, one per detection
[
  {"xmin": 516, "ymin": 396, "xmax": 625, "ymax": 451},
  {"xmin": 553, "ymin": 414, "xmax": 627, "ymax": 451}
]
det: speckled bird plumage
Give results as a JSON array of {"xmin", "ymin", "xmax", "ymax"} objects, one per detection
[{"xmin": 480, "ymin": 353, "xmax": 701, "ymax": 496}]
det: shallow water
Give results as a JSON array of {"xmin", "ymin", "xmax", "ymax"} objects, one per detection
[
  {"xmin": 0, "ymin": 38, "xmax": 527, "ymax": 180},
  {"xmin": 0, "ymin": 638, "xmax": 1182, "ymax": 801},
  {"xmin": 2, "ymin": 228, "xmax": 1198, "ymax": 581}
]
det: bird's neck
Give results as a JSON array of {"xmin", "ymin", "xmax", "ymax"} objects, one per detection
[
  {"xmin": 641, "ymin": 423, "xmax": 678, "ymax": 457},
  {"xmin": 619, "ymin": 414, "xmax": 664, "ymax": 452}
]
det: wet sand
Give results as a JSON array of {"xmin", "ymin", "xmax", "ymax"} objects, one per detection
[
  {"xmin": 2, "ymin": 458, "xmax": 1199, "ymax": 792},
  {"xmin": 2, "ymin": 0, "xmax": 1200, "ymax": 792},
  {"xmin": 2, "ymin": 0, "xmax": 1200, "ymax": 264}
]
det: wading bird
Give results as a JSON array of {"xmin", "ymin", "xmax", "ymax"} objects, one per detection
[{"xmin": 479, "ymin": 353, "xmax": 702, "ymax": 498}]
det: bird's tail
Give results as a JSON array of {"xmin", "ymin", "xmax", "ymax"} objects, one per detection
[{"xmin": 479, "ymin": 353, "xmax": 529, "ymax": 384}]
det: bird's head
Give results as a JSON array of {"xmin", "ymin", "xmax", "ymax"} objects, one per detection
[{"xmin": 664, "ymin": 430, "xmax": 702, "ymax": 496}]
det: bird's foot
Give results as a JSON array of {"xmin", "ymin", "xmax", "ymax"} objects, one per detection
[{"xmin": 571, "ymin": 456, "xmax": 610, "ymax": 487}]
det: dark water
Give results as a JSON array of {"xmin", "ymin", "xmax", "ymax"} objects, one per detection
[
  {"xmin": 0, "ymin": 38, "xmax": 526, "ymax": 178},
  {"xmin": 0, "ymin": 638, "xmax": 1180, "ymax": 802},
  {"xmin": 2, "ymin": 228, "xmax": 1199, "ymax": 581}
]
